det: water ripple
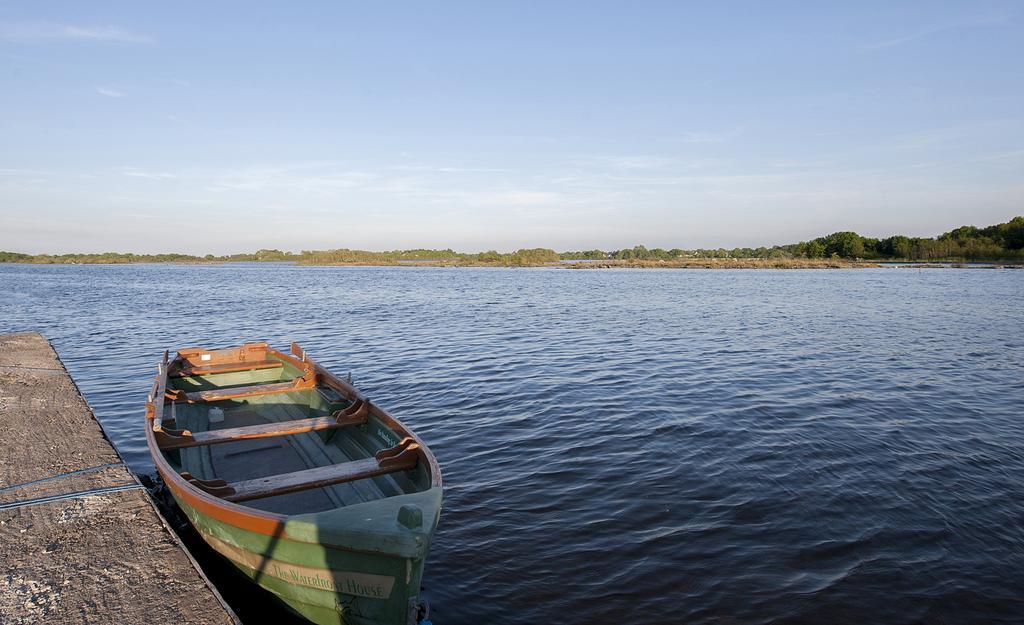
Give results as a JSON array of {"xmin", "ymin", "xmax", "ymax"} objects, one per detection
[{"xmin": 1, "ymin": 264, "xmax": 1023, "ymax": 624}]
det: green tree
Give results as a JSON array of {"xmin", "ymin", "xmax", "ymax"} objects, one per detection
[
  {"xmin": 806, "ymin": 241, "xmax": 826, "ymax": 258},
  {"xmin": 819, "ymin": 231, "xmax": 865, "ymax": 258}
]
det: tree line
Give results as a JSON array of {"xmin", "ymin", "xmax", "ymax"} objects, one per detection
[
  {"xmin": 2, "ymin": 216, "xmax": 1021, "ymax": 264},
  {"xmin": 785, "ymin": 216, "xmax": 1024, "ymax": 260},
  {"xmin": 565, "ymin": 215, "xmax": 1024, "ymax": 261}
]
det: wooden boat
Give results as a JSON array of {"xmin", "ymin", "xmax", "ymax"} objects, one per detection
[{"xmin": 144, "ymin": 342, "xmax": 442, "ymax": 625}]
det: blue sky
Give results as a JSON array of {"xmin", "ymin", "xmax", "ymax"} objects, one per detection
[{"xmin": 1, "ymin": 2, "xmax": 1022, "ymax": 254}]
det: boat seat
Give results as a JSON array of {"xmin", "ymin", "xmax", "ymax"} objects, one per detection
[
  {"xmin": 220, "ymin": 438, "xmax": 421, "ymax": 502},
  {"xmin": 170, "ymin": 374, "xmax": 316, "ymax": 403},
  {"xmin": 155, "ymin": 400, "xmax": 370, "ymax": 450},
  {"xmin": 170, "ymin": 359, "xmax": 284, "ymax": 378},
  {"xmin": 254, "ymin": 393, "xmax": 385, "ymax": 507}
]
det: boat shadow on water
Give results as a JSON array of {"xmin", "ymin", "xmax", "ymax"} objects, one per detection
[{"xmin": 144, "ymin": 474, "xmax": 310, "ymax": 624}]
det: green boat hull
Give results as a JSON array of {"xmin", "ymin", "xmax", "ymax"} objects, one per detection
[
  {"xmin": 145, "ymin": 342, "xmax": 442, "ymax": 625},
  {"xmin": 173, "ymin": 488, "xmax": 440, "ymax": 625}
]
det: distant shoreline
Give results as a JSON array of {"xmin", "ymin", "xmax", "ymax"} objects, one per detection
[
  {"xmin": 2, "ymin": 259, "xmax": 1022, "ymax": 270},
  {"xmin": 2, "ymin": 215, "xmax": 1021, "ymax": 268}
]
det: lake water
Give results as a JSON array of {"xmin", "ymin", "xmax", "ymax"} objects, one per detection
[{"xmin": 2, "ymin": 263, "xmax": 1023, "ymax": 624}]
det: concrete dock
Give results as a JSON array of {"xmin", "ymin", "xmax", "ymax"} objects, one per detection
[{"xmin": 0, "ymin": 332, "xmax": 238, "ymax": 624}]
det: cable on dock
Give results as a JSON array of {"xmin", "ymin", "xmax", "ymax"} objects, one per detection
[
  {"xmin": 0, "ymin": 462, "xmax": 128, "ymax": 495},
  {"xmin": 0, "ymin": 483, "xmax": 145, "ymax": 512}
]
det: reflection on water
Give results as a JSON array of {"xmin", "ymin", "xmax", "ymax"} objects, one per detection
[{"xmin": 2, "ymin": 263, "xmax": 1023, "ymax": 624}]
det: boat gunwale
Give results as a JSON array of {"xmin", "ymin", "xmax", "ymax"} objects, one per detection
[{"xmin": 145, "ymin": 342, "xmax": 442, "ymax": 544}]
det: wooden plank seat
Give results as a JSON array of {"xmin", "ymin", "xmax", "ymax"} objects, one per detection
[
  {"xmin": 170, "ymin": 359, "xmax": 284, "ymax": 378},
  {"xmin": 155, "ymin": 400, "xmax": 370, "ymax": 450},
  {"xmin": 170, "ymin": 374, "xmax": 316, "ymax": 403},
  {"xmin": 211, "ymin": 438, "xmax": 421, "ymax": 503}
]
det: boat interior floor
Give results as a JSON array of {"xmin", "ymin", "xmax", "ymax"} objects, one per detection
[
  {"xmin": 208, "ymin": 407, "xmax": 334, "ymax": 515},
  {"xmin": 188, "ymin": 395, "xmax": 391, "ymax": 515}
]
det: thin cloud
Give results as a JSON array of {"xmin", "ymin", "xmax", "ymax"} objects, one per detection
[
  {"xmin": 123, "ymin": 170, "xmax": 177, "ymax": 180},
  {"xmin": 863, "ymin": 25, "xmax": 955, "ymax": 51},
  {"xmin": 569, "ymin": 155, "xmax": 680, "ymax": 170},
  {"xmin": 608, "ymin": 155, "xmax": 675, "ymax": 169},
  {"xmin": 679, "ymin": 128, "xmax": 744, "ymax": 144},
  {"xmin": 206, "ymin": 163, "xmax": 376, "ymax": 194},
  {"xmin": 860, "ymin": 14, "xmax": 1007, "ymax": 51},
  {"xmin": 0, "ymin": 168, "xmax": 52, "ymax": 176},
  {"xmin": 391, "ymin": 165, "xmax": 509, "ymax": 173},
  {"xmin": 96, "ymin": 86, "xmax": 125, "ymax": 98},
  {"xmin": 0, "ymin": 23, "xmax": 153, "ymax": 44}
]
